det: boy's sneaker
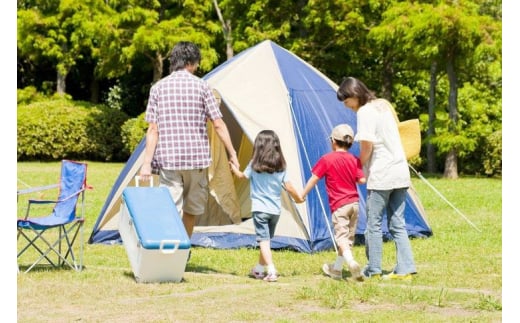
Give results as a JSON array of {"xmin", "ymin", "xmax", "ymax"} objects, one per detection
[
  {"xmin": 263, "ymin": 272, "xmax": 279, "ymax": 282},
  {"xmin": 249, "ymin": 268, "xmax": 265, "ymax": 280},
  {"xmin": 382, "ymin": 272, "xmax": 413, "ymax": 281},
  {"xmin": 348, "ymin": 261, "xmax": 363, "ymax": 282},
  {"xmin": 322, "ymin": 263, "xmax": 342, "ymax": 280}
]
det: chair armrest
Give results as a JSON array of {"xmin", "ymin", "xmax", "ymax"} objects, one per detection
[
  {"xmin": 27, "ymin": 186, "xmax": 88, "ymax": 205},
  {"xmin": 17, "ymin": 184, "xmax": 60, "ymax": 196},
  {"xmin": 27, "ymin": 199, "xmax": 59, "ymax": 205},
  {"xmin": 23, "ymin": 187, "xmax": 87, "ymax": 220}
]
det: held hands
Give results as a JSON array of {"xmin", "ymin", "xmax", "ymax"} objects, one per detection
[
  {"xmin": 228, "ymin": 161, "xmax": 244, "ymax": 179},
  {"xmin": 292, "ymin": 194, "xmax": 306, "ymax": 204},
  {"xmin": 283, "ymin": 182, "xmax": 305, "ymax": 204},
  {"xmin": 292, "ymin": 189, "xmax": 308, "ymax": 204},
  {"xmin": 228, "ymin": 161, "xmax": 238, "ymax": 173},
  {"xmin": 228, "ymin": 154, "xmax": 240, "ymax": 171},
  {"xmin": 293, "ymin": 189, "xmax": 306, "ymax": 204}
]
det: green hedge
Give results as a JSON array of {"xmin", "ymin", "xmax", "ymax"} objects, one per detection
[
  {"xmin": 17, "ymin": 98, "xmax": 130, "ymax": 162},
  {"xmin": 482, "ymin": 130, "xmax": 502, "ymax": 177},
  {"xmin": 121, "ymin": 113, "xmax": 148, "ymax": 155}
]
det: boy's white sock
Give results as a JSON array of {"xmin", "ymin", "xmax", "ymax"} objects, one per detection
[
  {"xmin": 342, "ymin": 249, "xmax": 354, "ymax": 265},
  {"xmin": 333, "ymin": 256, "xmax": 344, "ymax": 271},
  {"xmin": 254, "ymin": 263, "xmax": 265, "ymax": 273},
  {"xmin": 267, "ymin": 264, "xmax": 276, "ymax": 275}
]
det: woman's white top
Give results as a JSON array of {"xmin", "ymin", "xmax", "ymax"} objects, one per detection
[{"xmin": 355, "ymin": 98, "xmax": 410, "ymax": 190}]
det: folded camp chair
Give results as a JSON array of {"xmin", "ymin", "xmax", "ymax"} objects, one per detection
[{"xmin": 17, "ymin": 160, "xmax": 91, "ymax": 273}]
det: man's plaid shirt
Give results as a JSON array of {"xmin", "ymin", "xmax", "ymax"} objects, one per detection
[{"xmin": 145, "ymin": 69, "xmax": 223, "ymax": 170}]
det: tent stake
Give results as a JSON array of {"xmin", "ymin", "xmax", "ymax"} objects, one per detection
[{"xmin": 409, "ymin": 165, "xmax": 481, "ymax": 233}]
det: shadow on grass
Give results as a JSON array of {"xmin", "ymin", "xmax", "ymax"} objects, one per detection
[{"xmin": 17, "ymin": 264, "xmax": 79, "ymax": 273}]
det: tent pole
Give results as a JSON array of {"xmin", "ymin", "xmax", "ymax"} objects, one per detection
[
  {"xmin": 409, "ymin": 165, "xmax": 481, "ymax": 233},
  {"xmin": 323, "ymin": 208, "xmax": 338, "ymax": 254},
  {"xmin": 288, "ymin": 96, "xmax": 338, "ymax": 254},
  {"xmin": 306, "ymin": 187, "xmax": 338, "ymax": 254}
]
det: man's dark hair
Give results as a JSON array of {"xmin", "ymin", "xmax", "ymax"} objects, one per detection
[{"xmin": 169, "ymin": 41, "xmax": 201, "ymax": 72}]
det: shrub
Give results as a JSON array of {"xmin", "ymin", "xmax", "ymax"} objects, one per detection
[
  {"xmin": 482, "ymin": 130, "xmax": 502, "ymax": 177},
  {"xmin": 17, "ymin": 98, "xmax": 130, "ymax": 161},
  {"xmin": 120, "ymin": 113, "xmax": 148, "ymax": 155},
  {"xmin": 17, "ymin": 86, "xmax": 48, "ymax": 105}
]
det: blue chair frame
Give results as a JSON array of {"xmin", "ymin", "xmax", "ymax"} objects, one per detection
[{"xmin": 17, "ymin": 160, "xmax": 91, "ymax": 273}]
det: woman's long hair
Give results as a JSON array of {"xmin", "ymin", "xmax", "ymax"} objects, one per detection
[
  {"xmin": 250, "ymin": 130, "xmax": 286, "ymax": 173},
  {"xmin": 336, "ymin": 76, "xmax": 377, "ymax": 106}
]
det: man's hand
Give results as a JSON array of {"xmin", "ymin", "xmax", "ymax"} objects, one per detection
[
  {"xmin": 139, "ymin": 163, "xmax": 153, "ymax": 182},
  {"xmin": 228, "ymin": 154, "xmax": 240, "ymax": 170}
]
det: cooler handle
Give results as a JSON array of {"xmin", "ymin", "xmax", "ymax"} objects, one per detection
[
  {"xmin": 159, "ymin": 240, "xmax": 180, "ymax": 254},
  {"xmin": 134, "ymin": 175, "xmax": 153, "ymax": 187}
]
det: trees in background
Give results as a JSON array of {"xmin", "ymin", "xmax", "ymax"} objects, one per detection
[
  {"xmin": 366, "ymin": 1, "xmax": 501, "ymax": 178},
  {"xmin": 18, "ymin": 0, "xmax": 111, "ymax": 96},
  {"xmin": 17, "ymin": 0, "xmax": 502, "ymax": 177}
]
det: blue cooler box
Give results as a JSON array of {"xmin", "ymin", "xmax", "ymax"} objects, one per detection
[{"xmin": 119, "ymin": 187, "xmax": 191, "ymax": 283}]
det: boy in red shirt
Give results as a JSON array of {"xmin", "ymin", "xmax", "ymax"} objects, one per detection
[{"xmin": 301, "ymin": 124, "xmax": 366, "ymax": 281}]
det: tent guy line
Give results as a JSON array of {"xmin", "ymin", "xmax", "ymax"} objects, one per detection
[{"xmin": 409, "ymin": 165, "xmax": 481, "ymax": 233}]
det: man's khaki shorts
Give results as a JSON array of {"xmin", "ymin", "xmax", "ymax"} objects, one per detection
[{"xmin": 159, "ymin": 168, "xmax": 208, "ymax": 216}]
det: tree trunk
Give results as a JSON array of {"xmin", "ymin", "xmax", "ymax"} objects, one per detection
[
  {"xmin": 90, "ymin": 79, "xmax": 100, "ymax": 103},
  {"xmin": 427, "ymin": 61, "xmax": 437, "ymax": 173},
  {"xmin": 381, "ymin": 52, "xmax": 393, "ymax": 101},
  {"xmin": 152, "ymin": 52, "xmax": 164, "ymax": 83},
  {"xmin": 443, "ymin": 57, "xmax": 459, "ymax": 179},
  {"xmin": 443, "ymin": 149, "xmax": 458, "ymax": 179},
  {"xmin": 213, "ymin": 0, "xmax": 234, "ymax": 60},
  {"xmin": 56, "ymin": 70, "xmax": 66, "ymax": 96},
  {"xmin": 225, "ymin": 20, "xmax": 234, "ymax": 60}
]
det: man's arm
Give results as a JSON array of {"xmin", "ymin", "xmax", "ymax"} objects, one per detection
[
  {"xmin": 139, "ymin": 123, "xmax": 158, "ymax": 181},
  {"xmin": 212, "ymin": 118, "xmax": 240, "ymax": 169}
]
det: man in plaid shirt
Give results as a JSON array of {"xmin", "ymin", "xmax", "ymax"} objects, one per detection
[{"xmin": 139, "ymin": 41, "xmax": 239, "ymax": 240}]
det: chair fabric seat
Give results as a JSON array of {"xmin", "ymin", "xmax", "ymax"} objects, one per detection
[{"xmin": 18, "ymin": 217, "xmax": 84, "ymax": 230}]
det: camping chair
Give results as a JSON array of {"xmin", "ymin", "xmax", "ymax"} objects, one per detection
[{"xmin": 17, "ymin": 160, "xmax": 91, "ymax": 273}]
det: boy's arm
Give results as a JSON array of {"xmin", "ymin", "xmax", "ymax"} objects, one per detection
[{"xmin": 301, "ymin": 174, "xmax": 320, "ymax": 199}]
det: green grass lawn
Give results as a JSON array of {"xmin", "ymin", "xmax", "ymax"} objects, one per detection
[{"xmin": 16, "ymin": 161, "xmax": 503, "ymax": 322}]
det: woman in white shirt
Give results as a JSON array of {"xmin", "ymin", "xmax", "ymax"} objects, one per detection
[{"xmin": 336, "ymin": 77, "xmax": 417, "ymax": 280}]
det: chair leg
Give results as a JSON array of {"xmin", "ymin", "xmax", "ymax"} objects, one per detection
[
  {"xmin": 18, "ymin": 229, "xmax": 57, "ymax": 271},
  {"xmin": 17, "ymin": 222, "xmax": 84, "ymax": 273},
  {"xmin": 59, "ymin": 222, "xmax": 83, "ymax": 270}
]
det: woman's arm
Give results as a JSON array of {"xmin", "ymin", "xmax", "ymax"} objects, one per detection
[{"xmin": 359, "ymin": 140, "xmax": 373, "ymax": 166}]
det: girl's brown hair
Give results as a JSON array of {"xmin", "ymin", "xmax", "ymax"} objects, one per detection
[{"xmin": 250, "ymin": 130, "xmax": 286, "ymax": 173}]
